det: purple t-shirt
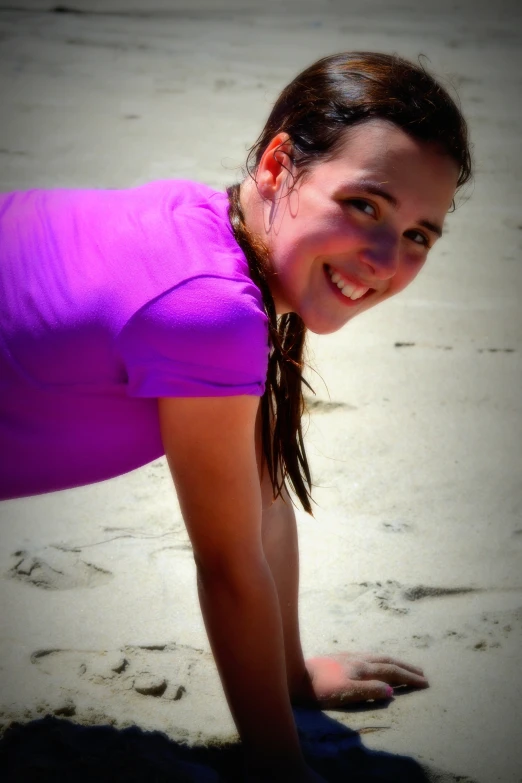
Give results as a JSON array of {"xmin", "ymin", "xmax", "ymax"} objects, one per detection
[{"xmin": 0, "ymin": 180, "xmax": 269, "ymax": 499}]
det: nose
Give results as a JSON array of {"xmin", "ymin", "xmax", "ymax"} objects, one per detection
[{"xmin": 360, "ymin": 229, "xmax": 400, "ymax": 281}]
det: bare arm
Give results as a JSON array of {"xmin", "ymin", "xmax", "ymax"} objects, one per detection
[
  {"xmin": 257, "ymin": 415, "xmax": 428, "ymax": 708},
  {"xmin": 158, "ymin": 396, "xmax": 318, "ymax": 780},
  {"xmin": 258, "ymin": 464, "xmax": 314, "ymax": 703}
]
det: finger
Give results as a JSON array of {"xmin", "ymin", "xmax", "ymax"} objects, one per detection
[
  {"xmin": 364, "ymin": 662, "xmax": 429, "ymax": 688},
  {"xmin": 348, "ymin": 653, "xmax": 425, "ymax": 677},
  {"xmin": 322, "ymin": 679, "xmax": 394, "ymax": 707}
]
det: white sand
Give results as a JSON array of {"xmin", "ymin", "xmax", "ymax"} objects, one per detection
[{"xmin": 1, "ymin": 1, "xmax": 521, "ymax": 781}]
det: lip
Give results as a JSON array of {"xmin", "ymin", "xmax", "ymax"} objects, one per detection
[
  {"xmin": 325, "ymin": 262, "xmax": 374, "ymax": 290},
  {"xmin": 323, "ymin": 263, "xmax": 376, "ymax": 306}
]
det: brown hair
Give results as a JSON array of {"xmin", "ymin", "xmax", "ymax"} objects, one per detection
[{"xmin": 227, "ymin": 51, "xmax": 473, "ymax": 514}]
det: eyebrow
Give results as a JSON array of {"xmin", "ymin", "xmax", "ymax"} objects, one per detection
[{"xmin": 348, "ymin": 179, "xmax": 444, "ymax": 239}]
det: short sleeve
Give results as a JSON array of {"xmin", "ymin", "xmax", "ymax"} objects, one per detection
[{"xmin": 117, "ymin": 275, "xmax": 269, "ymax": 398}]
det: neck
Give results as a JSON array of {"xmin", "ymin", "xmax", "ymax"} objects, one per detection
[{"xmin": 238, "ymin": 179, "xmax": 289, "ymax": 315}]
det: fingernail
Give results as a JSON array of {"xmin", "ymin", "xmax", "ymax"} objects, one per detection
[{"xmin": 386, "ymin": 686, "xmax": 394, "ymax": 698}]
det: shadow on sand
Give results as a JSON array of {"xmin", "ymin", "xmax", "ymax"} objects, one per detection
[{"xmin": 0, "ymin": 709, "xmax": 475, "ymax": 782}]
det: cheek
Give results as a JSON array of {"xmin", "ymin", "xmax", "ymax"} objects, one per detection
[
  {"xmin": 396, "ymin": 254, "xmax": 426, "ymax": 290},
  {"xmin": 296, "ymin": 214, "xmax": 362, "ymax": 256}
]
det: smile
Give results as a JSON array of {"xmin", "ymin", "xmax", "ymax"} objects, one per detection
[{"xmin": 325, "ymin": 264, "xmax": 371, "ymax": 301}]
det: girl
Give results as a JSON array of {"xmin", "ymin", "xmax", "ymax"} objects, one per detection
[{"xmin": 0, "ymin": 52, "xmax": 472, "ymax": 782}]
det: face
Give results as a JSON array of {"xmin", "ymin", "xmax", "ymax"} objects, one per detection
[{"xmin": 256, "ymin": 119, "xmax": 459, "ymax": 335}]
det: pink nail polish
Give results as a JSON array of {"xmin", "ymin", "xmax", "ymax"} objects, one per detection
[{"xmin": 386, "ymin": 686, "xmax": 394, "ymax": 698}]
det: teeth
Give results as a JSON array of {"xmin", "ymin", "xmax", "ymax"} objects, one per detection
[
  {"xmin": 341, "ymin": 283, "xmax": 357, "ymax": 297},
  {"xmin": 327, "ymin": 266, "xmax": 370, "ymax": 301},
  {"xmin": 349, "ymin": 287, "xmax": 368, "ymax": 300}
]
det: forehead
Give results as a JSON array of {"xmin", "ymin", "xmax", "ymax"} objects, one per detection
[
  {"xmin": 306, "ymin": 119, "xmax": 458, "ymax": 212},
  {"xmin": 328, "ymin": 119, "xmax": 438, "ymax": 169}
]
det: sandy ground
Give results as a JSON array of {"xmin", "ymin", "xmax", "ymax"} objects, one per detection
[{"xmin": 0, "ymin": 1, "xmax": 521, "ymax": 781}]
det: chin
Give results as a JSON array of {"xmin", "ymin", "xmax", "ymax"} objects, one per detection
[{"xmin": 304, "ymin": 315, "xmax": 356, "ymax": 336}]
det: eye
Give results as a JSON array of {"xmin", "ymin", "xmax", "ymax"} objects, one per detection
[
  {"xmin": 347, "ymin": 198, "xmax": 377, "ymax": 217},
  {"xmin": 405, "ymin": 229, "xmax": 431, "ymax": 248}
]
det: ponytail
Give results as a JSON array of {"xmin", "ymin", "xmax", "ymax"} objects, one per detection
[{"xmin": 227, "ymin": 183, "xmax": 313, "ymax": 514}]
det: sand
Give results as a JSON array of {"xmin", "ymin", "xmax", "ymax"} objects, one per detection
[{"xmin": 0, "ymin": 1, "xmax": 521, "ymax": 781}]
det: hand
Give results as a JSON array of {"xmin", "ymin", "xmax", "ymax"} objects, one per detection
[{"xmin": 304, "ymin": 652, "xmax": 429, "ymax": 708}]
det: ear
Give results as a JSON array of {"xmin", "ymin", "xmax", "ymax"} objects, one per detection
[{"xmin": 255, "ymin": 132, "xmax": 294, "ymax": 199}]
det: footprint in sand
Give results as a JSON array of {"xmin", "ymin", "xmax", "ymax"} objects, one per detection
[
  {"xmin": 7, "ymin": 546, "xmax": 113, "ymax": 590},
  {"xmin": 381, "ymin": 518, "xmax": 414, "ymax": 533},
  {"xmin": 444, "ymin": 606, "xmax": 522, "ymax": 651},
  {"xmin": 355, "ymin": 583, "xmax": 522, "ymax": 651},
  {"xmin": 30, "ymin": 643, "xmax": 214, "ymax": 704},
  {"xmin": 304, "ymin": 398, "xmax": 357, "ymax": 413},
  {"xmin": 354, "ymin": 580, "xmax": 481, "ymax": 616},
  {"xmin": 310, "ymin": 581, "xmax": 484, "ymax": 621}
]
